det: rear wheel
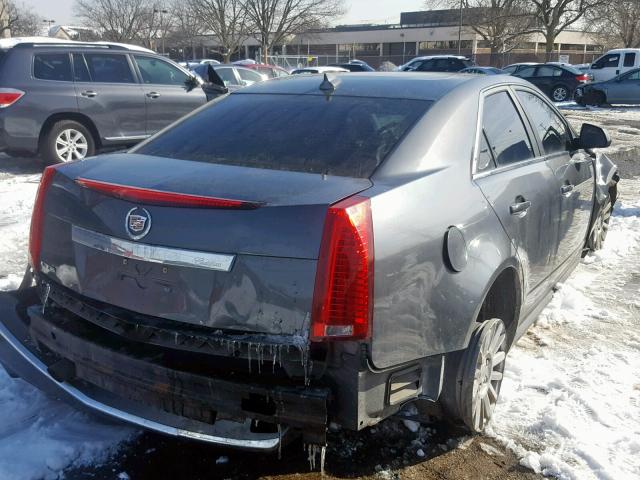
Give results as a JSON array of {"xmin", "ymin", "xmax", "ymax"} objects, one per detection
[
  {"xmin": 551, "ymin": 85, "xmax": 570, "ymax": 102},
  {"xmin": 441, "ymin": 318, "xmax": 507, "ymax": 433},
  {"xmin": 41, "ymin": 120, "xmax": 95, "ymax": 164}
]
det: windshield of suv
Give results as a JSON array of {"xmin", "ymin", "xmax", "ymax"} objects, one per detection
[{"xmin": 136, "ymin": 94, "xmax": 431, "ymax": 178}]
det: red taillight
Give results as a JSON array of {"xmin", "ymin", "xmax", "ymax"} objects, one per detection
[
  {"xmin": 0, "ymin": 88, "xmax": 25, "ymax": 108},
  {"xmin": 29, "ymin": 165, "xmax": 60, "ymax": 272},
  {"xmin": 75, "ymin": 178, "xmax": 260, "ymax": 209},
  {"xmin": 311, "ymin": 195, "xmax": 373, "ymax": 341},
  {"xmin": 576, "ymin": 74, "xmax": 589, "ymax": 82}
]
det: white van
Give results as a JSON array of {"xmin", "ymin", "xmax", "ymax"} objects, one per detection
[{"xmin": 588, "ymin": 48, "xmax": 640, "ymax": 82}]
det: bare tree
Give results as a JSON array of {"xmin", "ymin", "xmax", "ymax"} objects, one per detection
[
  {"xmin": 169, "ymin": 0, "xmax": 206, "ymax": 60},
  {"xmin": 187, "ymin": 0, "xmax": 249, "ymax": 62},
  {"xmin": 0, "ymin": 1, "xmax": 20, "ymax": 37},
  {"xmin": 587, "ymin": 0, "xmax": 640, "ymax": 49},
  {"xmin": 10, "ymin": 2, "xmax": 42, "ymax": 36},
  {"xmin": 423, "ymin": 0, "xmax": 536, "ymax": 63},
  {"xmin": 242, "ymin": 0, "xmax": 345, "ymax": 63},
  {"xmin": 75, "ymin": 0, "xmax": 157, "ymax": 43},
  {"xmin": 528, "ymin": 0, "xmax": 606, "ymax": 59}
]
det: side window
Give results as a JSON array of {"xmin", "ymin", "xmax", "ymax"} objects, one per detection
[
  {"xmin": 515, "ymin": 66, "xmax": 536, "ymax": 78},
  {"xmin": 72, "ymin": 53, "xmax": 91, "ymax": 82},
  {"xmin": 215, "ymin": 67, "xmax": 239, "ymax": 86},
  {"xmin": 237, "ymin": 68, "xmax": 264, "ymax": 85},
  {"xmin": 33, "ymin": 53, "xmax": 72, "ymax": 81},
  {"xmin": 624, "ymin": 70, "xmax": 640, "ymax": 81},
  {"xmin": 84, "ymin": 54, "xmax": 135, "ymax": 83},
  {"xmin": 624, "ymin": 52, "xmax": 636, "ymax": 67},
  {"xmin": 416, "ymin": 60, "xmax": 434, "ymax": 71},
  {"xmin": 134, "ymin": 56, "xmax": 189, "ymax": 86},
  {"xmin": 476, "ymin": 131, "xmax": 496, "ymax": 172},
  {"xmin": 593, "ymin": 54, "xmax": 620, "ymax": 69},
  {"xmin": 482, "ymin": 91, "xmax": 534, "ymax": 166},
  {"xmin": 517, "ymin": 91, "xmax": 572, "ymax": 155},
  {"xmin": 536, "ymin": 66, "xmax": 556, "ymax": 77},
  {"xmin": 502, "ymin": 65, "xmax": 517, "ymax": 74}
]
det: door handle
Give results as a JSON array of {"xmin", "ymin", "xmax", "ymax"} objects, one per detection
[
  {"xmin": 81, "ymin": 90, "xmax": 97, "ymax": 97},
  {"xmin": 146, "ymin": 92, "xmax": 161, "ymax": 99},
  {"xmin": 561, "ymin": 184, "xmax": 574, "ymax": 195},
  {"xmin": 510, "ymin": 199, "xmax": 531, "ymax": 215}
]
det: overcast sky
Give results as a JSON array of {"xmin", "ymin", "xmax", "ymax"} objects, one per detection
[{"xmin": 28, "ymin": 0, "xmax": 425, "ymax": 28}]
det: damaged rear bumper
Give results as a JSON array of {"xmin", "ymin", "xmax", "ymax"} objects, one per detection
[{"xmin": 0, "ymin": 288, "xmax": 329, "ymax": 451}]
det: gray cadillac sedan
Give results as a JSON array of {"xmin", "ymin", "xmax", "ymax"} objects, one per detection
[{"xmin": 0, "ymin": 73, "xmax": 618, "ymax": 457}]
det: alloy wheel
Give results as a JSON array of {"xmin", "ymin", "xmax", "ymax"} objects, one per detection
[
  {"xmin": 470, "ymin": 320, "xmax": 506, "ymax": 432},
  {"xmin": 55, "ymin": 128, "xmax": 89, "ymax": 162},
  {"xmin": 552, "ymin": 86, "xmax": 569, "ymax": 102}
]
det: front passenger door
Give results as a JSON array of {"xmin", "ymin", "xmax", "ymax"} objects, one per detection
[
  {"xmin": 515, "ymin": 89, "xmax": 594, "ymax": 265},
  {"xmin": 133, "ymin": 55, "xmax": 207, "ymax": 135}
]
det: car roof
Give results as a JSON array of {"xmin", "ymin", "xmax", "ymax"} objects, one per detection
[
  {"xmin": 235, "ymin": 71, "xmax": 532, "ymax": 101},
  {"xmin": 410, "ymin": 55, "xmax": 469, "ymax": 61},
  {"xmin": 293, "ymin": 66, "xmax": 350, "ymax": 73},
  {"xmin": 0, "ymin": 36, "xmax": 154, "ymax": 53}
]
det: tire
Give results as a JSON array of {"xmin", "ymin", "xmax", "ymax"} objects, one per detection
[
  {"xmin": 551, "ymin": 85, "xmax": 570, "ymax": 102},
  {"xmin": 41, "ymin": 120, "xmax": 95, "ymax": 164},
  {"xmin": 441, "ymin": 318, "xmax": 507, "ymax": 433},
  {"xmin": 586, "ymin": 192, "xmax": 614, "ymax": 252}
]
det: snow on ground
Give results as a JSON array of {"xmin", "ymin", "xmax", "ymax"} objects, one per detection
[
  {"xmin": 488, "ymin": 178, "xmax": 640, "ymax": 480},
  {"xmin": 0, "ymin": 162, "xmax": 136, "ymax": 480}
]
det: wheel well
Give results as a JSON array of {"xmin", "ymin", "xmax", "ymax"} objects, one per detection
[
  {"xmin": 476, "ymin": 267, "xmax": 521, "ymax": 349},
  {"xmin": 38, "ymin": 113, "xmax": 101, "ymax": 151}
]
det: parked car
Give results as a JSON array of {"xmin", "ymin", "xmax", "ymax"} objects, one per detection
[
  {"xmin": 460, "ymin": 66, "xmax": 507, "ymax": 75},
  {"xmin": 0, "ymin": 73, "xmax": 618, "ymax": 457},
  {"xmin": 588, "ymin": 48, "xmax": 640, "ymax": 82},
  {"xmin": 328, "ymin": 61, "xmax": 375, "ymax": 72},
  {"xmin": 179, "ymin": 58, "xmax": 221, "ymax": 69},
  {"xmin": 291, "ymin": 66, "xmax": 350, "ymax": 74},
  {"xmin": 502, "ymin": 62, "xmax": 538, "ymax": 74},
  {"xmin": 512, "ymin": 63, "xmax": 590, "ymax": 102},
  {"xmin": 0, "ymin": 39, "xmax": 207, "ymax": 164},
  {"xmin": 576, "ymin": 67, "xmax": 640, "ymax": 106},
  {"xmin": 232, "ymin": 61, "xmax": 290, "ymax": 78},
  {"xmin": 192, "ymin": 64, "xmax": 268, "ymax": 91},
  {"xmin": 397, "ymin": 55, "xmax": 473, "ymax": 72}
]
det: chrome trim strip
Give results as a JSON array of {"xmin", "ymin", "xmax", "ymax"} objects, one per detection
[
  {"xmin": 0, "ymin": 321, "xmax": 281, "ymax": 449},
  {"xmin": 71, "ymin": 225, "xmax": 235, "ymax": 272},
  {"xmin": 104, "ymin": 135, "xmax": 150, "ymax": 141}
]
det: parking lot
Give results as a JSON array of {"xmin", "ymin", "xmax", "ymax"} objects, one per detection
[{"xmin": 0, "ymin": 103, "xmax": 638, "ymax": 480}]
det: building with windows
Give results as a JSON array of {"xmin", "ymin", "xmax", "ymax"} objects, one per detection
[{"xmin": 179, "ymin": 9, "xmax": 602, "ymax": 69}]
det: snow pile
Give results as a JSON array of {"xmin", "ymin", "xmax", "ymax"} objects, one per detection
[
  {"xmin": 0, "ymin": 164, "xmax": 136, "ymax": 479},
  {"xmin": 488, "ymin": 180, "xmax": 640, "ymax": 480}
]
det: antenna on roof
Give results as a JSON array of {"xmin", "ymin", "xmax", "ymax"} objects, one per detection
[{"xmin": 319, "ymin": 73, "xmax": 338, "ymax": 101}]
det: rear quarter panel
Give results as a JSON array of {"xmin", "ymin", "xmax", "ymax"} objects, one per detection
[{"xmin": 368, "ymin": 84, "xmax": 519, "ymax": 368}]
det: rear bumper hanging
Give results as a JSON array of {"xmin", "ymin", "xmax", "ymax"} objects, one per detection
[{"xmin": 0, "ymin": 288, "xmax": 329, "ymax": 450}]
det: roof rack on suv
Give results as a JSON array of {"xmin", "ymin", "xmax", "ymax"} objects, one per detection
[{"xmin": 13, "ymin": 42, "xmax": 128, "ymax": 50}]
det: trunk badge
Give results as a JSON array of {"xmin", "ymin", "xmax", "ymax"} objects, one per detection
[{"xmin": 126, "ymin": 207, "xmax": 152, "ymax": 240}]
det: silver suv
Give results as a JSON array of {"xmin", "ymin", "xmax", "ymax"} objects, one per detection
[{"xmin": 0, "ymin": 40, "xmax": 207, "ymax": 163}]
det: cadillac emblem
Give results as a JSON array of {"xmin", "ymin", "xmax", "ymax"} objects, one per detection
[{"xmin": 125, "ymin": 207, "xmax": 151, "ymax": 240}]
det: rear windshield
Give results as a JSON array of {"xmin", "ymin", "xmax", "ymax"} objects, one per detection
[
  {"xmin": 136, "ymin": 94, "xmax": 431, "ymax": 178},
  {"xmin": 562, "ymin": 65, "xmax": 583, "ymax": 75}
]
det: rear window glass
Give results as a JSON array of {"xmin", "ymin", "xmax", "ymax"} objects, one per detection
[
  {"xmin": 34, "ymin": 53, "xmax": 72, "ymax": 81},
  {"xmin": 136, "ymin": 94, "xmax": 431, "ymax": 178}
]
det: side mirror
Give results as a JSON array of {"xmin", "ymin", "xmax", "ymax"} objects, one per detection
[
  {"xmin": 578, "ymin": 123, "xmax": 611, "ymax": 149},
  {"xmin": 185, "ymin": 75, "xmax": 199, "ymax": 91},
  {"xmin": 590, "ymin": 64, "xmax": 602, "ymax": 70}
]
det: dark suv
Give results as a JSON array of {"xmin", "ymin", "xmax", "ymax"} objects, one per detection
[
  {"xmin": 0, "ymin": 41, "xmax": 207, "ymax": 163},
  {"xmin": 511, "ymin": 63, "xmax": 590, "ymax": 102}
]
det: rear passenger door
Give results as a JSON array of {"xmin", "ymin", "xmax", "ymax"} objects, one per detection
[
  {"xmin": 473, "ymin": 88, "xmax": 558, "ymax": 314},
  {"xmin": 72, "ymin": 52, "xmax": 147, "ymax": 142},
  {"xmin": 515, "ymin": 89, "xmax": 594, "ymax": 265},
  {"xmin": 132, "ymin": 55, "xmax": 207, "ymax": 135}
]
